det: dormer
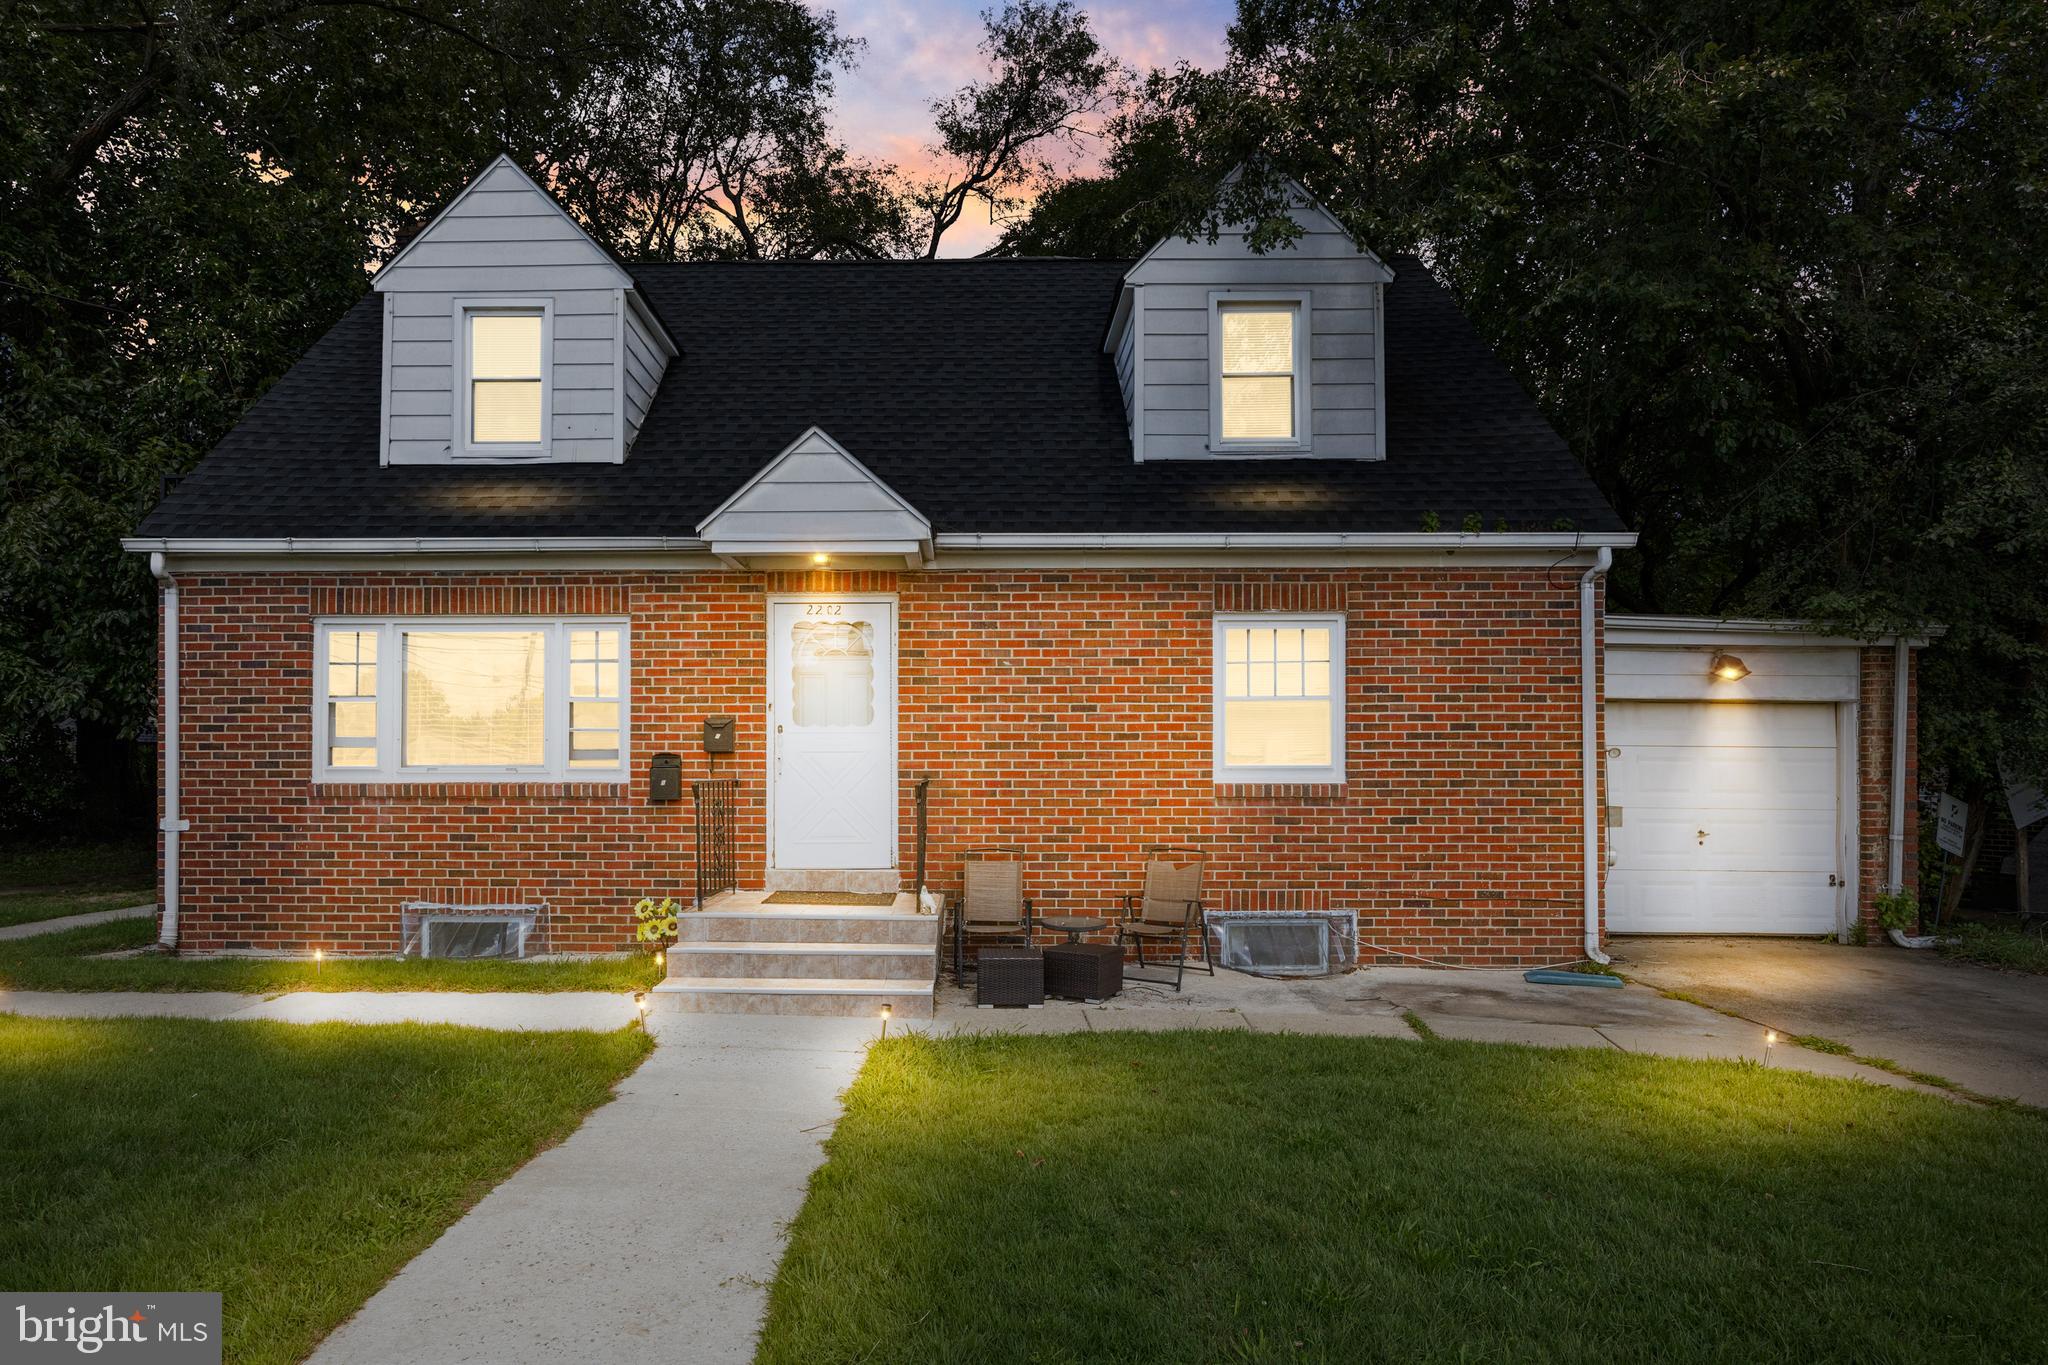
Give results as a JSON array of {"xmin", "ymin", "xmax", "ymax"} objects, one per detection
[
  {"xmin": 373, "ymin": 155, "xmax": 677, "ymax": 465},
  {"xmin": 1105, "ymin": 173, "xmax": 1392, "ymax": 462}
]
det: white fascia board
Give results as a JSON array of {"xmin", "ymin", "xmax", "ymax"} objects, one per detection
[
  {"xmin": 1608, "ymin": 613, "xmax": 1942, "ymax": 648},
  {"xmin": 122, "ymin": 528, "xmax": 1639, "ymax": 560},
  {"xmin": 122, "ymin": 535, "xmax": 710, "ymax": 555},
  {"xmin": 1102, "ymin": 286, "xmax": 1134, "ymax": 353},
  {"xmin": 935, "ymin": 531, "xmax": 1638, "ymax": 551},
  {"xmin": 623, "ymin": 286, "xmax": 679, "ymax": 358},
  {"xmin": 1124, "ymin": 167, "xmax": 1395, "ymax": 285}
]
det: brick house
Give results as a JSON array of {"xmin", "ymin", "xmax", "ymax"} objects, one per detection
[{"xmin": 125, "ymin": 157, "xmax": 1922, "ymax": 1014}]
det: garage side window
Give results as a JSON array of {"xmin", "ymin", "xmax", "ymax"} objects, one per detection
[
  {"xmin": 1213, "ymin": 613, "xmax": 1345, "ymax": 784},
  {"xmin": 315, "ymin": 619, "xmax": 628, "ymax": 782}
]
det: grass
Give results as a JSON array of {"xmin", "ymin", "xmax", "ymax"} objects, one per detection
[
  {"xmin": 0, "ymin": 1013, "xmax": 651, "ymax": 1365},
  {"xmin": 0, "ymin": 917, "xmax": 663, "ymax": 993},
  {"xmin": 1938, "ymin": 922, "xmax": 2048, "ymax": 975},
  {"xmin": 757, "ymin": 1031, "xmax": 2048, "ymax": 1364},
  {"xmin": 0, "ymin": 838, "xmax": 154, "ymax": 929}
]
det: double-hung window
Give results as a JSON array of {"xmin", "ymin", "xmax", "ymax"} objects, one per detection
[
  {"xmin": 459, "ymin": 301, "xmax": 549, "ymax": 455},
  {"xmin": 1212, "ymin": 293, "xmax": 1309, "ymax": 450},
  {"xmin": 1213, "ymin": 614, "xmax": 1345, "ymax": 784},
  {"xmin": 315, "ymin": 618, "xmax": 628, "ymax": 781}
]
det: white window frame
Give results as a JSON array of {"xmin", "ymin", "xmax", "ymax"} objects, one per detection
[
  {"xmin": 1209, "ymin": 290, "xmax": 1311, "ymax": 454},
  {"xmin": 1212, "ymin": 612, "xmax": 1346, "ymax": 785},
  {"xmin": 453, "ymin": 298, "xmax": 553, "ymax": 460},
  {"xmin": 313, "ymin": 616, "xmax": 629, "ymax": 783}
]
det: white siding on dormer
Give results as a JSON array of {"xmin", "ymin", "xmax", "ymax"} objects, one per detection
[
  {"xmin": 374, "ymin": 155, "xmax": 675, "ymax": 466},
  {"xmin": 1124, "ymin": 192, "xmax": 1391, "ymax": 461},
  {"xmin": 622, "ymin": 299, "xmax": 669, "ymax": 451}
]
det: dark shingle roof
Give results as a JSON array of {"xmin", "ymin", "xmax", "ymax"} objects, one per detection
[{"xmin": 135, "ymin": 257, "xmax": 1623, "ymax": 539}]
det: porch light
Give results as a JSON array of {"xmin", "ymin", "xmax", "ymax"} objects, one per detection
[
  {"xmin": 812, "ymin": 552, "xmax": 830, "ymax": 565},
  {"xmin": 1710, "ymin": 653, "xmax": 1751, "ymax": 682}
]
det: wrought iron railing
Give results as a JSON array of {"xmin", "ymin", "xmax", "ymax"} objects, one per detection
[
  {"xmin": 692, "ymin": 778, "xmax": 739, "ymax": 910},
  {"xmin": 912, "ymin": 775, "xmax": 932, "ymax": 904}
]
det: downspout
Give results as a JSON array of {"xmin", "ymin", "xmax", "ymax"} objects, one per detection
[
  {"xmin": 1886, "ymin": 638, "xmax": 1933, "ymax": 948},
  {"xmin": 1580, "ymin": 547, "xmax": 1613, "ymax": 964},
  {"xmin": 151, "ymin": 553, "xmax": 187, "ymax": 950},
  {"xmin": 1888, "ymin": 637, "xmax": 1908, "ymax": 893}
]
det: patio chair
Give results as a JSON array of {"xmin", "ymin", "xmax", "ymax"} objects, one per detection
[
  {"xmin": 1116, "ymin": 845, "xmax": 1214, "ymax": 991},
  {"xmin": 953, "ymin": 847, "xmax": 1033, "ymax": 986}
]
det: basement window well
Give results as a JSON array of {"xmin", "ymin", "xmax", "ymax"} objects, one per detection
[{"xmin": 1214, "ymin": 915, "xmax": 1332, "ymax": 977}]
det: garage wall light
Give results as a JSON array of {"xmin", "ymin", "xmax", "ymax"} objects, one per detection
[{"xmin": 1709, "ymin": 652, "xmax": 1751, "ymax": 682}]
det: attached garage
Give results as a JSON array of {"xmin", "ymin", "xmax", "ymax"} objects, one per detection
[
  {"xmin": 1604, "ymin": 617, "xmax": 1921, "ymax": 938},
  {"xmin": 1606, "ymin": 700, "xmax": 1844, "ymax": 934}
]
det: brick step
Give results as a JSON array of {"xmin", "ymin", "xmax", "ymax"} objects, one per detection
[
  {"xmin": 650, "ymin": 976, "xmax": 934, "ymax": 1018},
  {"xmin": 667, "ymin": 940, "xmax": 936, "ymax": 980}
]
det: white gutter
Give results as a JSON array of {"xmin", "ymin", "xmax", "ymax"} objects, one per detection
[
  {"xmin": 122, "ymin": 530, "xmax": 1639, "ymax": 557},
  {"xmin": 1580, "ymin": 547, "xmax": 1613, "ymax": 964},
  {"xmin": 936, "ymin": 532, "xmax": 1638, "ymax": 551},
  {"xmin": 150, "ymin": 553, "xmax": 188, "ymax": 950}
]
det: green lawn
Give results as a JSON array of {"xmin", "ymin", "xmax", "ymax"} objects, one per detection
[
  {"xmin": 759, "ymin": 1032, "xmax": 2048, "ymax": 1364},
  {"xmin": 0, "ymin": 1014, "xmax": 650, "ymax": 1365},
  {"xmin": 0, "ymin": 917, "xmax": 663, "ymax": 993},
  {"xmin": 0, "ymin": 838, "xmax": 154, "ymax": 928}
]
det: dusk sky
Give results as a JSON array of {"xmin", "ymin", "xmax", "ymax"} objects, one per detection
[{"xmin": 818, "ymin": 0, "xmax": 1236, "ymax": 253}]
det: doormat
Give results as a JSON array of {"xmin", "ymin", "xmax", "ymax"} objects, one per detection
[{"xmin": 764, "ymin": 891, "xmax": 899, "ymax": 906}]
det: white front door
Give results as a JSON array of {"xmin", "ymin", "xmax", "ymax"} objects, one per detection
[
  {"xmin": 769, "ymin": 599, "xmax": 896, "ymax": 869},
  {"xmin": 1607, "ymin": 701, "xmax": 1841, "ymax": 934}
]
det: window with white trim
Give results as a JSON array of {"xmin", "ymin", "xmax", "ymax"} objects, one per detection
[
  {"xmin": 315, "ymin": 619, "xmax": 627, "ymax": 781},
  {"xmin": 458, "ymin": 302, "xmax": 549, "ymax": 455},
  {"xmin": 1213, "ymin": 614, "xmax": 1345, "ymax": 784},
  {"xmin": 1213, "ymin": 295, "xmax": 1308, "ymax": 449}
]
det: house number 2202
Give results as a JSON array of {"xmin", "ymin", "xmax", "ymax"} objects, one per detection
[{"xmin": 805, "ymin": 603, "xmax": 843, "ymax": 616}]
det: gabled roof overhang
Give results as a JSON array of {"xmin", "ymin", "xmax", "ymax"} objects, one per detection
[{"xmin": 693, "ymin": 427, "xmax": 934, "ymax": 569}]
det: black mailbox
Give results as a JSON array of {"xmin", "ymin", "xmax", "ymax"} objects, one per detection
[
  {"xmin": 649, "ymin": 752, "xmax": 683, "ymax": 803},
  {"xmin": 702, "ymin": 716, "xmax": 736, "ymax": 754}
]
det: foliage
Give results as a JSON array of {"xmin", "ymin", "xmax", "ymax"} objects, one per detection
[
  {"xmin": 2, "ymin": 0, "xmax": 1110, "ymax": 835},
  {"xmin": 905, "ymin": 1, "xmax": 1127, "ymax": 257},
  {"xmin": 1008, "ymin": 0, "xmax": 2048, "ymax": 804},
  {"xmin": 758, "ymin": 1031, "xmax": 2048, "ymax": 1361},
  {"xmin": 1876, "ymin": 889, "xmax": 1920, "ymax": 933},
  {"xmin": 0, "ymin": 917, "xmax": 662, "ymax": 992},
  {"xmin": 0, "ymin": 1014, "xmax": 649, "ymax": 1365},
  {"xmin": 633, "ymin": 894, "xmax": 682, "ymax": 944},
  {"xmin": 1940, "ymin": 921, "xmax": 2048, "ymax": 975}
]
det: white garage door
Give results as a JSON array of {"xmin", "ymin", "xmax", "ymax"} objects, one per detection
[{"xmin": 1607, "ymin": 701, "xmax": 1841, "ymax": 934}]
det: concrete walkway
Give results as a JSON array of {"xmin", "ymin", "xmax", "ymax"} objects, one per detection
[
  {"xmin": 1613, "ymin": 936, "xmax": 2048, "ymax": 1106},
  {"xmin": 309, "ymin": 1015, "xmax": 870, "ymax": 1365},
  {"xmin": 0, "ymin": 902, "xmax": 153, "ymax": 941},
  {"xmin": 0, "ymin": 989, "xmax": 637, "ymax": 1031},
  {"xmin": 920, "ymin": 962, "xmax": 1954, "ymax": 1096}
]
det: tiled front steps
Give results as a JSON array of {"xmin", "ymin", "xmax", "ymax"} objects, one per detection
[{"xmin": 649, "ymin": 891, "xmax": 939, "ymax": 1018}]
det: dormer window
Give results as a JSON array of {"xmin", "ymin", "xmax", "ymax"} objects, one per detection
[
  {"xmin": 1211, "ymin": 293, "xmax": 1310, "ymax": 452},
  {"xmin": 457, "ymin": 301, "xmax": 550, "ymax": 457}
]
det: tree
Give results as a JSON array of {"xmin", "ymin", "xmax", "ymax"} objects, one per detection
[
  {"xmin": 905, "ymin": 1, "xmax": 1127, "ymax": 258},
  {"xmin": 1010, "ymin": 0, "xmax": 2048, "ymax": 814},
  {"xmin": 0, "ymin": 0, "xmax": 870, "ymax": 833}
]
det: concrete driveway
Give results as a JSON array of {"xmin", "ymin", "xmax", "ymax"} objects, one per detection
[{"xmin": 1610, "ymin": 937, "xmax": 2048, "ymax": 1107}]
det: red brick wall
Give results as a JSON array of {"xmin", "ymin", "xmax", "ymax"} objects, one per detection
[
  {"xmin": 156, "ymin": 565, "xmax": 1602, "ymax": 965},
  {"xmin": 1857, "ymin": 644, "xmax": 1920, "ymax": 936}
]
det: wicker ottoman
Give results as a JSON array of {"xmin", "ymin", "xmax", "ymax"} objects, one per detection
[
  {"xmin": 1044, "ymin": 943, "xmax": 1123, "ymax": 1001},
  {"xmin": 975, "ymin": 947, "xmax": 1045, "ymax": 1008}
]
